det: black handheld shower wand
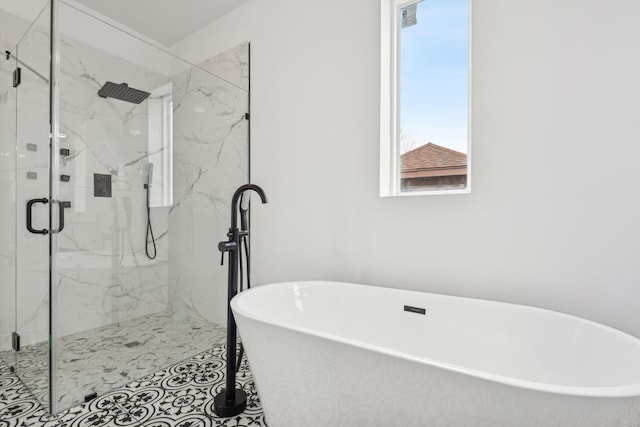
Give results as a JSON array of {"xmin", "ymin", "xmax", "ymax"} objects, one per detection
[
  {"xmin": 239, "ymin": 191, "xmax": 250, "ymax": 231},
  {"xmin": 213, "ymin": 184, "xmax": 267, "ymax": 418}
]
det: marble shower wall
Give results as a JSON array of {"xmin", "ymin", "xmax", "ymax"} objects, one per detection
[
  {"xmin": 56, "ymin": 38, "xmax": 250, "ymax": 339},
  {"xmin": 169, "ymin": 43, "xmax": 249, "ymax": 327}
]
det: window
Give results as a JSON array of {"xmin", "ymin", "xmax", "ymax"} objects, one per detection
[
  {"xmin": 380, "ymin": 0, "xmax": 470, "ymax": 196},
  {"xmin": 147, "ymin": 82, "xmax": 173, "ymax": 207}
]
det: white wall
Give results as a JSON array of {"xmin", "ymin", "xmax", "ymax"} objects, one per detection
[
  {"xmin": 173, "ymin": 0, "xmax": 640, "ymax": 338},
  {"xmin": 170, "ymin": 1, "xmax": 255, "ymax": 65}
]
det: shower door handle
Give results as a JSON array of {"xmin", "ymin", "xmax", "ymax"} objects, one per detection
[
  {"xmin": 26, "ymin": 198, "xmax": 49, "ymax": 235},
  {"xmin": 51, "ymin": 199, "xmax": 65, "ymax": 233},
  {"xmin": 26, "ymin": 198, "xmax": 65, "ymax": 234}
]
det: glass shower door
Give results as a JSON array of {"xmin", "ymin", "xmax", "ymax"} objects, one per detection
[
  {"xmin": 50, "ymin": 2, "xmax": 180, "ymax": 410},
  {"xmin": 49, "ymin": 0, "xmax": 249, "ymax": 411}
]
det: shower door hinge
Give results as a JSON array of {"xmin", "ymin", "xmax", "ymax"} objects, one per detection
[
  {"xmin": 244, "ymin": 112, "xmax": 250, "ymax": 121},
  {"xmin": 11, "ymin": 332, "xmax": 20, "ymax": 352},
  {"xmin": 13, "ymin": 67, "xmax": 21, "ymax": 88}
]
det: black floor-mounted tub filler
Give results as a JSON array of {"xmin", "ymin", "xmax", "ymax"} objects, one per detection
[{"xmin": 213, "ymin": 184, "xmax": 267, "ymax": 417}]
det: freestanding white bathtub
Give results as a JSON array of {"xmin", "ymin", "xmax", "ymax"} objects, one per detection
[{"xmin": 232, "ymin": 281, "xmax": 640, "ymax": 427}]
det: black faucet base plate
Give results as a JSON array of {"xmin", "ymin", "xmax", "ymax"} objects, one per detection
[{"xmin": 213, "ymin": 388, "xmax": 247, "ymax": 417}]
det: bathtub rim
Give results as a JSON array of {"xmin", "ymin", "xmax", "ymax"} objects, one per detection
[{"xmin": 232, "ymin": 280, "xmax": 640, "ymax": 399}]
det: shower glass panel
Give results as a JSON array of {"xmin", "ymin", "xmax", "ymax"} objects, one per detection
[
  {"xmin": 0, "ymin": 0, "xmax": 53, "ymax": 409},
  {"xmin": 15, "ymin": 2, "xmax": 53, "ymax": 408},
  {"xmin": 50, "ymin": 0, "xmax": 249, "ymax": 412},
  {"xmin": 0, "ymin": 49, "xmax": 17, "ymax": 374}
]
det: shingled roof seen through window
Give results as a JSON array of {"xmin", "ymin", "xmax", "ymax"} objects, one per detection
[{"xmin": 401, "ymin": 143, "xmax": 467, "ymax": 173}]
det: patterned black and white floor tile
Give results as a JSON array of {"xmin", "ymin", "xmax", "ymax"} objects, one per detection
[
  {"xmin": 0, "ymin": 344, "xmax": 266, "ymax": 427},
  {"xmin": 0, "ymin": 311, "xmax": 228, "ymax": 411}
]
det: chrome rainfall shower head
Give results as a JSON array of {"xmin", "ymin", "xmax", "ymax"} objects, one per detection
[{"xmin": 98, "ymin": 82, "xmax": 150, "ymax": 104}]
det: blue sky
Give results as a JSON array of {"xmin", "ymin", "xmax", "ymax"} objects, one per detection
[{"xmin": 399, "ymin": 0, "xmax": 468, "ymax": 153}]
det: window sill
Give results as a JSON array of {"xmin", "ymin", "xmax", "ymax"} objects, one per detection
[{"xmin": 380, "ymin": 187, "xmax": 471, "ymax": 198}]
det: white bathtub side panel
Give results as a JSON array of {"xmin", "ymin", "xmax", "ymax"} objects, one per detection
[
  {"xmin": 234, "ymin": 282, "xmax": 640, "ymax": 391},
  {"xmin": 236, "ymin": 314, "xmax": 640, "ymax": 427}
]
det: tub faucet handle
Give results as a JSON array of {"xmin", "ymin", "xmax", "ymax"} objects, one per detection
[
  {"xmin": 219, "ymin": 240, "xmax": 237, "ymax": 266},
  {"xmin": 218, "ymin": 240, "xmax": 237, "ymax": 252}
]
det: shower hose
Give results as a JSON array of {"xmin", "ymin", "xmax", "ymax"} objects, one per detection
[
  {"xmin": 145, "ymin": 186, "xmax": 157, "ymax": 260},
  {"xmin": 236, "ymin": 234, "xmax": 250, "ymax": 372}
]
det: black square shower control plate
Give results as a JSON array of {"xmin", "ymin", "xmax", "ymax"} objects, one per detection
[{"xmin": 94, "ymin": 173, "xmax": 112, "ymax": 197}]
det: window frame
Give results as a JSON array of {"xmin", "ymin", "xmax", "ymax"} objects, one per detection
[{"xmin": 379, "ymin": 0, "xmax": 472, "ymax": 197}]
